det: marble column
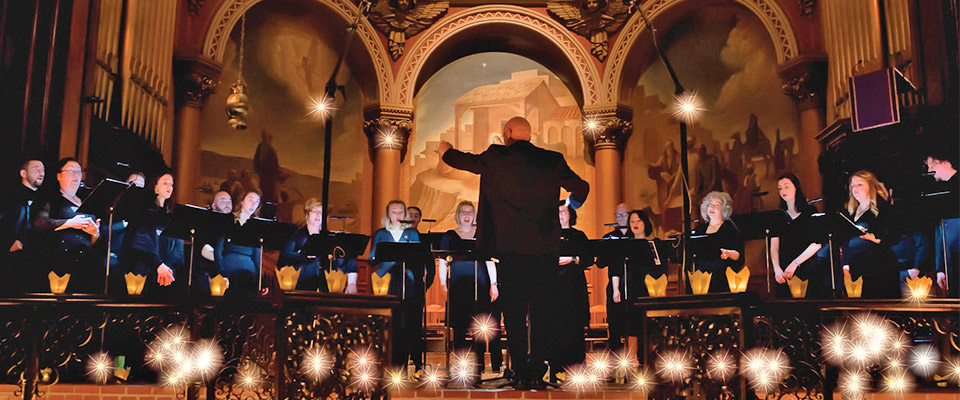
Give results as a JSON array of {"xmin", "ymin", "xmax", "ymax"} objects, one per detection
[
  {"xmin": 584, "ymin": 107, "xmax": 633, "ymax": 237},
  {"xmin": 364, "ymin": 110, "xmax": 413, "ymax": 233},
  {"xmin": 172, "ymin": 57, "xmax": 220, "ymax": 206}
]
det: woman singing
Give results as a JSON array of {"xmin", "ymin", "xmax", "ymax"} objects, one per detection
[
  {"xmin": 370, "ymin": 199, "xmax": 429, "ymax": 373},
  {"xmin": 691, "ymin": 192, "xmax": 745, "ymax": 293},
  {"xmin": 438, "ymin": 201, "xmax": 502, "ymax": 378},
  {"xmin": 119, "ymin": 172, "xmax": 178, "ymax": 294},
  {"xmin": 33, "ymin": 158, "xmax": 101, "ymax": 292},
  {"xmin": 549, "ymin": 202, "xmax": 590, "ymax": 378},
  {"xmin": 770, "ymin": 174, "xmax": 823, "ymax": 298},
  {"xmin": 215, "ymin": 190, "xmax": 262, "ymax": 295},
  {"xmin": 607, "ymin": 210, "xmax": 661, "ymax": 350},
  {"xmin": 841, "ymin": 170, "xmax": 899, "ymax": 298},
  {"xmin": 279, "ymin": 199, "xmax": 358, "ymax": 293}
]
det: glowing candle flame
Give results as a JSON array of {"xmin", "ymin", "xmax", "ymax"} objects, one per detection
[
  {"xmin": 470, "ymin": 314, "xmax": 498, "ymax": 343},
  {"xmin": 385, "ymin": 368, "xmax": 407, "ymax": 391},
  {"xmin": 656, "ymin": 350, "xmax": 692, "ymax": 383},
  {"xmin": 882, "ymin": 371, "xmax": 913, "ymax": 395},
  {"xmin": 839, "ymin": 369, "xmax": 868, "ymax": 398},
  {"xmin": 909, "ymin": 344, "xmax": 941, "ymax": 378},
  {"xmin": 707, "ymin": 349, "xmax": 737, "ymax": 382},
  {"xmin": 85, "ymin": 352, "xmax": 113, "ymax": 384},
  {"xmin": 301, "ymin": 346, "xmax": 334, "ymax": 383}
]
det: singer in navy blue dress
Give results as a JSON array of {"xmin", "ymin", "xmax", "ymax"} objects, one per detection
[
  {"xmin": 119, "ymin": 173, "xmax": 178, "ymax": 294},
  {"xmin": 279, "ymin": 198, "xmax": 358, "ymax": 292},
  {"xmin": 215, "ymin": 190, "xmax": 262, "ymax": 295},
  {"xmin": 370, "ymin": 200, "xmax": 431, "ymax": 373},
  {"xmin": 439, "ymin": 201, "xmax": 502, "ymax": 376}
]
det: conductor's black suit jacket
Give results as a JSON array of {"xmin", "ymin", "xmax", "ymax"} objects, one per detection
[{"xmin": 442, "ymin": 140, "xmax": 589, "ymax": 258}]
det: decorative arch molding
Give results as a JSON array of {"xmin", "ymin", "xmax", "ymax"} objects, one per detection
[
  {"xmin": 603, "ymin": 0, "xmax": 799, "ymax": 104},
  {"xmin": 393, "ymin": 5, "xmax": 602, "ymax": 108},
  {"xmin": 201, "ymin": 0, "xmax": 393, "ymax": 104}
]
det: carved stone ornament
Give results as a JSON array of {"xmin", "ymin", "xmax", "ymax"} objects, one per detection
[
  {"xmin": 364, "ymin": 114, "xmax": 414, "ymax": 161},
  {"xmin": 547, "ymin": 0, "xmax": 633, "ymax": 62},
  {"xmin": 368, "ymin": 0, "xmax": 450, "ymax": 61},
  {"xmin": 174, "ymin": 57, "xmax": 222, "ymax": 109}
]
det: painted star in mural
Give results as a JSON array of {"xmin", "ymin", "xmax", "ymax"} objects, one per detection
[
  {"xmin": 368, "ymin": 0, "xmax": 450, "ymax": 61},
  {"xmin": 547, "ymin": 0, "xmax": 633, "ymax": 61}
]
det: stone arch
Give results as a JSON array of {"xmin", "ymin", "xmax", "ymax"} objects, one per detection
[
  {"xmin": 393, "ymin": 5, "xmax": 602, "ymax": 109},
  {"xmin": 604, "ymin": 0, "xmax": 799, "ymax": 104},
  {"xmin": 201, "ymin": 0, "xmax": 392, "ymax": 104}
]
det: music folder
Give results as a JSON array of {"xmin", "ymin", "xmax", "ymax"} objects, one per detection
[
  {"xmin": 302, "ymin": 231, "xmax": 370, "ymax": 260},
  {"xmin": 77, "ymin": 178, "xmax": 135, "ymax": 218},
  {"xmin": 228, "ymin": 217, "xmax": 298, "ymax": 250},
  {"xmin": 161, "ymin": 204, "xmax": 234, "ymax": 241}
]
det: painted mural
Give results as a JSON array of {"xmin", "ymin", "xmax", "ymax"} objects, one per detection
[
  {"xmin": 197, "ymin": 2, "xmax": 370, "ymax": 232},
  {"xmin": 405, "ymin": 53, "xmax": 595, "ymax": 236},
  {"xmin": 624, "ymin": 6, "xmax": 801, "ymax": 237}
]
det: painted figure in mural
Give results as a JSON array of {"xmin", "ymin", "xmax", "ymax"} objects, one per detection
[
  {"xmin": 773, "ymin": 129, "xmax": 794, "ymax": 176},
  {"xmin": 219, "ymin": 169, "xmax": 244, "ymax": 204},
  {"xmin": 254, "ymin": 129, "xmax": 281, "ymax": 206},
  {"xmin": 740, "ymin": 113, "xmax": 774, "ymax": 177},
  {"xmin": 439, "ymin": 116, "xmax": 589, "ymax": 389},
  {"xmin": 647, "ymin": 140, "xmax": 683, "ymax": 218},
  {"xmin": 693, "ymin": 144, "xmax": 723, "ymax": 218}
]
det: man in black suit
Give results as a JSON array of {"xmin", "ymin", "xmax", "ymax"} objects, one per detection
[
  {"xmin": 1, "ymin": 157, "xmax": 45, "ymax": 293},
  {"xmin": 439, "ymin": 116, "xmax": 589, "ymax": 388}
]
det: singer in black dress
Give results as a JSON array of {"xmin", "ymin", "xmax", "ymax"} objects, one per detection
[
  {"xmin": 770, "ymin": 174, "xmax": 824, "ymax": 298},
  {"xmin": 279, "ymin": 199, "xmax": 359, "ymax": 292},
  {"xmin": 118, "ymin": 173, "xmax": 178, "ymax": 295},
  {"xmin": 32, "ymin": 158, "xmax": 102, "ymax": 293},
  {"xmin": 840, "ymin": 170, "xmax": 899, "ymax": 299},
  {"xmin": 690, "ymin": 192, "xmax": 745, "ymax": 294},
  {"xmin": 549, "ymin": 202, "xmax": 590, "ymax": 375}
]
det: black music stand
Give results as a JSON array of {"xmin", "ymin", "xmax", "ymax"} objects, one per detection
[
  {"xmin": 733, "ymin": 210, "xmax": 788, "ymax": 294},
  {"xmin": 807, "ymin": 212, "xmax": 866, "ymax": 297},
  {"xmin": 376, "ymin": 241, "xmax": 433, "ymax": 373},
  {"xmin": 302, "ymin": 231, "xmax": 370, "ymax": 292},
  {"xmin": 77, "ymin": 178, "xmax": 136, "ymax": 294},
  {"xmin": 162, "ymin": 204, "xmax": 235, "ymax": 295},
  {"xmin": 227, "ymin": 218, "xmax": 298, "ymax": 293},
  {"xmin": 589, "ymin": 238, "xmax": 661, "ymax": 353}
]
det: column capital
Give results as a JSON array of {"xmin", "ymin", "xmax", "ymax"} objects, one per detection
[
  {"xmin": 583, "ymin": 105, "xmax": 633, "ymax": 163},
  {"xmin": 174, "ymin": 56, "xmax": 222, "ymax": 109},
  {"xmin": 779, "ymin": 55, "xmax": 827, "ymax": 111},
  {"xmin": 363, "ymin": 107, "xmax": 414, "ymax": 162}
]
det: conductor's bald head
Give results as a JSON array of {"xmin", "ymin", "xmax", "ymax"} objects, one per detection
[{"xmin": 503, "ymin": 116, "xmax": 532, "ymax": 145}]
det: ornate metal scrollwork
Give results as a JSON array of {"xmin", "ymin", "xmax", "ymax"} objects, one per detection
[{"xmin": 281, "ymin": 311, "xmax": 391, "ymax": 400}]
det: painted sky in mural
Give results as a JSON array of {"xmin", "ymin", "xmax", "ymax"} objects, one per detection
[
  {"xmin": 626, "ymin": 6, "xmax": 801, "ymax": 236},
  {"xmin": 197, "ymin": 2, "xmax": 368, "ymax": 228}
]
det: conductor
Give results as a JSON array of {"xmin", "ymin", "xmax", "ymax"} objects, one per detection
[{"xmin": 438, "ymin": 116, "xmax": 589, "ymax": 389}]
